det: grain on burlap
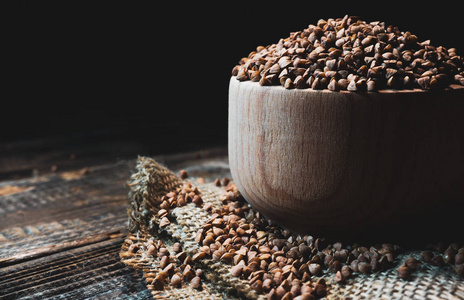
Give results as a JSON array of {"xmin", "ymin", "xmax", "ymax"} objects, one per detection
[{"xmin": 121, "ymin": 156, "xmax": 464, "ymax": 299}]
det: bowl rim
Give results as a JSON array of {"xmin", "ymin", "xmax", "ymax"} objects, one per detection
[{"xmin": 230, "ymin": 76, "xmax": 464, "ymax": 94}]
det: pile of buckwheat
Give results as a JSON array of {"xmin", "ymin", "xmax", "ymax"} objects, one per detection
[
  {"xmin": 232, "ymin": 15, "xmax": 464, "ymax": 91},
  {"xmin": 132, "ymin": 170, "xmax": 463, "ymax": 300}
]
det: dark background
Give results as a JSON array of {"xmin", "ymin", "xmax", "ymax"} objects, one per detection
[{"xmin": 11, "ymin": 0, "xmax": 463, "ymax": 156}]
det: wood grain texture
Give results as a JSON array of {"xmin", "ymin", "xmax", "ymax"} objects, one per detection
[
  {"xmin": 228, "ymin": 77, "xmax": 464, "ymax": 240},
  {"xmin": 0, "ymin": 143, "xmax": 228, "ymax": 300}
]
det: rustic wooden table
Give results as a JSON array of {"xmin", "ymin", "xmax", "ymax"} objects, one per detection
[{"xmin": 0, "ymin": 136, "xmax": 228, "ymax": 300}]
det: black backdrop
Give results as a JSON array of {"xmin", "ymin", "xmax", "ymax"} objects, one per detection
[{"xmin": 11, "ymin": 0, "xmax": 463, "ymax": 154}]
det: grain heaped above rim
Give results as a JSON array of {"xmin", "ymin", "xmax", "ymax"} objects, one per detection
[{"xmin": 232, "ymin": 15, "xmax": 464, "ymax": 91}]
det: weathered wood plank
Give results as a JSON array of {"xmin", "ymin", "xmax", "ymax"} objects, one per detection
[
  {"xmin": 0, "ymin": 161, "xmax": 133, "ymax": 266},
  {"xmin": 0, "ymin": 147, "xmax": 229, "ymax": 299},
  {"xmin": 1, "ymin": 238, "xmax": 121, "ymax": 284},
  {"xmin": 0, "ymin": 231, "xmax": 124, "ymax": 268},
  {"xmin": 0, "ymin": 133, "xmax": 148, "ymax": 181},
  {"xmin": 0, "ymin": 130, "xmax": 227, "ymax": 182},
  {"xmin": 0, "ymin": 160, "xmax": 133, "ymax": 227},
  {"xmin": 0, "ymin": 236, "xmax": 149, "ymax": 300}
]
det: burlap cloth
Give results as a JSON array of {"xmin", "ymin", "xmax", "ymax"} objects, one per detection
[{"xmin": 120, "ymin": 157, "xmax": 464, "ymax": 299}]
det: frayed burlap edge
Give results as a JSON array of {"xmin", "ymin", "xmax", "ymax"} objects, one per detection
[{"xmin": 120, "ymin": 157, "xmax": 260, "ymax": 299}]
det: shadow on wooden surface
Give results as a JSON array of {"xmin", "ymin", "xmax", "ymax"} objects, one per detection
[{"xmin": 0, "ymin": 126, "xmax": 227, "ymax": 181}]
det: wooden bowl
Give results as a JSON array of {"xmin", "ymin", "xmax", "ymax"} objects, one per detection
[{"xmin": 228, "ymin": 77, "xmax": 464, "ymax": 240}]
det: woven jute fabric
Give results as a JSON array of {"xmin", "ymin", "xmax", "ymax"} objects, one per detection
[{"xmin": 120, "ymin": 156, "xmax": 464, "ymax": 299}]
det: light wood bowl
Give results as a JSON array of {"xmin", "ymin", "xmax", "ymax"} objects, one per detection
[{"xmin": 228, "ymin": 77, "xmax": 464, "ymax": 240}]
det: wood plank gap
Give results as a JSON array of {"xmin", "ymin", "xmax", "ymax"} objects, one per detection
[
  {"xmin": 0, "ymin": 241, "xmax": 123, "ymax": 285},
  {"xmin": 0, "ymin": 231, "xmax": 124, "ymax": 268},
  {"xmin": 1, "ymin": 250, "xmax": 124, "ymax": 297},
  {"xmin": 0, "ymin": 224, "xmax": 127, "ymax": 262},
  {"xmin": 2, "ymin": 260, "xmax": 134, "ymax": 300}
]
